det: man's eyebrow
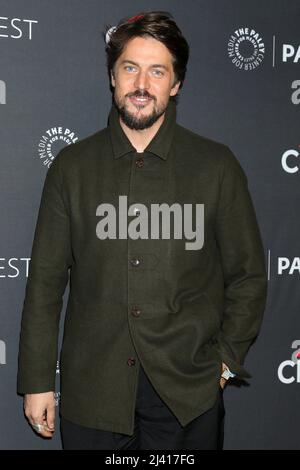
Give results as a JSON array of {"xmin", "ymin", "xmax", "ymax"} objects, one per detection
[{"xmin": 120, "ymin": 60, "xmax": 169, "ymax": 70}]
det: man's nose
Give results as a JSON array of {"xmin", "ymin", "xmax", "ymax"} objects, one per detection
[{"xmin": 134, "ymin": 70, "xmax": 150, "ymax": 90}]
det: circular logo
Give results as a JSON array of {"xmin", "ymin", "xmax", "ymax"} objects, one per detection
[
  {"xmin": 228, "ymin": 27, "xmax": 265, "ymax": 71},
  {"xmin": 37, "ymin": 126, "xmax": 79, "ymax": 168}
]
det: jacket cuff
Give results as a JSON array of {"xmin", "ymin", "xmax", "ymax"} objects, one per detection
[
  {"xmin": 212, "ymin": 343, "xmax": 252, "ymax": 379},
  {"xmin": 17, "ymin": 376, "xmax": 56, "ymax": 395}
]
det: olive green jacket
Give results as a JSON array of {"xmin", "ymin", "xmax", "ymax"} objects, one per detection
[{"xmin": 17, "ymin": 99, "xmax": 268, "ymax": 435}]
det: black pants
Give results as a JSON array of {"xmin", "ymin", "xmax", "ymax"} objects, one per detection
[{"xmin": 60, "ymin": 365, "xmax": 225, "ymax": 450}]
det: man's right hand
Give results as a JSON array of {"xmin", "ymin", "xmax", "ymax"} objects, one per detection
[{"xmin": 24, "ymin": 391, "xmax": 56, "ymax": 438}]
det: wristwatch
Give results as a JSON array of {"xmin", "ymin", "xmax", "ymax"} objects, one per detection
[{"xmin": 221, "ymin": 367, "xmax": 236, "ymax": 380}]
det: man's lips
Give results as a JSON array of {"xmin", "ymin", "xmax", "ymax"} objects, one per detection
[{"xmin": 128, "ymin": 95, "xmax": 153, "ymax": 106}]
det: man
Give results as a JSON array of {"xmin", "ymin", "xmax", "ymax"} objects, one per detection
[{"xmin": 18, "ymin": 11, "xmax": 268, "ymax": 450}]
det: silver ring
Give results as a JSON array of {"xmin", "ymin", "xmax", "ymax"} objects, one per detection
[{"xmin": 32, "ymin": 423, "xmax": 44, "ymax": 433}]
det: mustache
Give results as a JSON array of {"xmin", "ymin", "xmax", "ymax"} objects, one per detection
[{"xmin": 127, "ymin": 90, "xmax": 155, "ymax": 100}]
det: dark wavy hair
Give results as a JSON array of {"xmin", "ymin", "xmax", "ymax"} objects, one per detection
[{"xmin": 103, "ymin": 11, "xmax": 189, "ymax": 103}]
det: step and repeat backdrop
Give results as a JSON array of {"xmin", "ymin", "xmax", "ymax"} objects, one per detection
[{"xmin": 0, "ymin": 0, "xmax": 299, "ymax": 450}]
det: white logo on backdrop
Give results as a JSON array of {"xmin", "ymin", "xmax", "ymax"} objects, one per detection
[
  {"xmin": 228, "ymin": 27, "xmax": 265, "ymax": 70},
  {"xmin": 272, "ymin": 38, "xmax": 300, "ymax": 67},
  {"xmin": 282, "ymin": 44, "xmax": 300, "ymax": 63},
  {"xmin": 278, "ymin": 257, "xmax": 300, "ymax": 275},
  {"xmin": 38, "ymin": 127, "xmax": 79, "ymax": 168},
  {"xmin": 0, "ymin": 340, "xmax": 6, "ymax": 365},
  {"xmin": 281, "ymin": 147, "xmax": 300, "ymax": 173},
  {"xmin": 0, "ymin": 258, "xmax": 30, "ymax": 278},
  {"xmin": 0, "ymin": 80, "xmax": 6, "ymax": 104},
  {"xmin": 291, "ymin": 80, "xmax": 300, "ymax": 105},
  {"xmin": 0, "ymin": 16, "xmax": 38, "ymax": 40},
  {"xmin": 278, "ymin": 341, "xmax": 300, "ymax": 384},
  {"xmin": 267, "ymin": 251, "xmax": 299, "ymax": 278}
]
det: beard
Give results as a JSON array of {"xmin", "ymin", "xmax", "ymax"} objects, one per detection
[{"xmin": 114, "ymin": 90, "xmax": 167, "ymax": 130}]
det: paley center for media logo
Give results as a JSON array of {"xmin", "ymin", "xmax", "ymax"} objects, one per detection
[
  {"xmin": 227, "ymin": 30, "xmax": 300, "ymax": 71},
  {"xmin": 227, "ymin": 27, "xmax": 265, "ymax": 70},
  {"xmin": 37, "ymin": 126, "xmax": 79, "ymax": 168},
  {"xmin": 278, "ymin": 341, "xmax": 300, "ymax": 384}
]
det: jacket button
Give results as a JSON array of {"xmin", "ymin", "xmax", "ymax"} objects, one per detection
[
  {"xmin": 130, "ymin": 258, "xmax": 140, "ymax": 267},
  {"xmin": 135, "ymin": 158, "xmax": 144, "ymax": 168},
  {"xmin": 127, "ymin": 357, "xmax": 136, "ymax": 366},
  {"xmin": 131, "ymin": 307, "xmax": 141, "ymax": 317}
]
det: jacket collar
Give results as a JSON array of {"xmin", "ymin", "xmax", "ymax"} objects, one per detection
[{"xmin": 108, "ymin": 99, "xmax": 177, "ymax": 160}]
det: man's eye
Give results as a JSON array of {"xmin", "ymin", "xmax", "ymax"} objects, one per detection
[
  {"xmin": 152, "ymin": 69, "xmax": 163, "ymax": 76},
  {"xmin": 125, "ymin": 66, "xmax": 136, "ymax": 72}
]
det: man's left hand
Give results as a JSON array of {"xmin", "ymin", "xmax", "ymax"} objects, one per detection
[{"xmin": 220, "ymin": 363, "xmax": 228, "ymax": 389}]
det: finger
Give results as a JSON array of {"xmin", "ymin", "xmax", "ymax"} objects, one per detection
[
  {"xmin": 42, "ymin": 418, "xmax": 55, "ymax": 436},
  {"xmin": 32, "ymin": 422, "xmax": 54, "ymax": 438},
  {"xmin": 28, "ymin": 415, "xmax": 54, "ymax": 438},
  {"xmin": 28, "ymin": 412, "xmax": 45, "ymax": 427},
  {"xmin": 46, "ymin": 404, "xmax": 55, "ymax": 431}
]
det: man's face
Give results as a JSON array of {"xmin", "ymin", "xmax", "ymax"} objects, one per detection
[{"xmin": 111, "ymin": 36, "xmax": 181, "ymax": 130}]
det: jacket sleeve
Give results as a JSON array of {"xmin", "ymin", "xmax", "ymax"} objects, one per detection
[
  {"xmin": 17, "ymin": 149, "xmax": 73, "ymax": 394},
  {"xmin": 213, "ymin": 146, "xmax": 268, "ymax": 379}
]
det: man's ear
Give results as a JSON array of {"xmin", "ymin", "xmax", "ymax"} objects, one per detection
[
  {"xmin": 170, "ymin": 80, "xmax": 181, "ymax": 97},
  {"xmin": 111, "ymin": 69, "xmax": 115, "ymax": 88}
]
